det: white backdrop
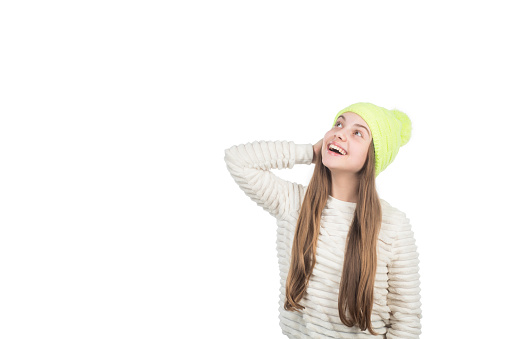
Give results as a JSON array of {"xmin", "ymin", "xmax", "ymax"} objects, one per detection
[{"xmin": 1, "ymin": 1, "xmax": 506, "ymax": 338}]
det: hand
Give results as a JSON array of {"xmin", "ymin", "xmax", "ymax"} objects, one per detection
[{"xmin": 312, "ymin": 138, "xmax": 323, "ymax": 164}]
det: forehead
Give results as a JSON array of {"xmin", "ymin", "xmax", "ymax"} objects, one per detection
[
  {"xmin": 338, "ymin": 111, "xmax": 361, "ymax": 120},
  {"xmin": 337, "ymin": 112, "xmax": 367, "ymax": 125}
]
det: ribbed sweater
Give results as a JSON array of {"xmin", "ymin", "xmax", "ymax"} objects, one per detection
[{"xmin": 223, "ymin": 140, "xmax": 422, "ymax": 339}]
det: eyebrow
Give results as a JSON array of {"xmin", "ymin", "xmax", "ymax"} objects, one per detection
[{"xmin": 336, "ymin": 115, "xmax": 370, "ymax": 137}]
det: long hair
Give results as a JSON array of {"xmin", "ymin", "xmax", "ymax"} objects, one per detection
[{"xmin": 283, "ymin": 140, "xmax": 382, "ymax": 336}]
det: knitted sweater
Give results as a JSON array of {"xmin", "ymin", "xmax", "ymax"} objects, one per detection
[{"xmin": 223, "ymin": 140, "xmax": 423, "ymax": 339}]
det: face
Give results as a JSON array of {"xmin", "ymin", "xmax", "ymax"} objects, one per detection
[{"xmin": 322, "ymin": 112, "xmax": 373, "ymax": 174}]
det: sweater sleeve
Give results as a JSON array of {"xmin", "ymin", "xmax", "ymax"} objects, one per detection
[
  {"xmin": 223, "ymin": 140, "xmax": 313, "ymax": 221},
  {"xmin": 386, "ymin": 215, "xmax": 423, "ymax": 339}
]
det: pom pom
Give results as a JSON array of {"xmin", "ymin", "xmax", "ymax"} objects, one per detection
[{"xmin": 392, "ymin": 109, "xmax": 412, "ymax": 146}]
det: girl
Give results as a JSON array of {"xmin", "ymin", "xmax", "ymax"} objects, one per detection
[{"xmin": 223, "ymin": 102, "xmax": 422, "ymax": 338}]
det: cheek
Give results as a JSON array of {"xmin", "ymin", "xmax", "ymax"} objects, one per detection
[
  {"xmin": 352, "ymin": 144, "xmax": 368, "ymax": 159},
  {"xmin": 360, "ymin": 147, "xmax": 370, "ymax": 160}
]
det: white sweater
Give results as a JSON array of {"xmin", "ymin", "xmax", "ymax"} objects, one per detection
[{"xmin": 224, "ymin": 140, "xmax": 422, "ymax": 339}]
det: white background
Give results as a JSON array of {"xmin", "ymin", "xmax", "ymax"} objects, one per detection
[{"xmin": 1, "ymin": 1, "xmax": 506, "ymax": 338}]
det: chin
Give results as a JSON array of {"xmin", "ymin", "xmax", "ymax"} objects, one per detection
[{"xmin": 322, "ymin": 160, "xmax": 343, "ymax": 170}]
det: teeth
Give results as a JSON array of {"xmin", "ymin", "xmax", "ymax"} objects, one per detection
[{"xmin": 329, "ymin": 144, "xmax": 347, "ymax": 155}]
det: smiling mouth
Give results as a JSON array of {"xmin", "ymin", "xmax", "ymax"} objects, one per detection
[
  {"xmin": 329, "ymin": 148, "xmax": 344, "ymax": 155},
  {"xmin": 327, "ymin": 149, "xmax": 346, "ymax": 157},
  {"xmin": 328, "ymin": 144, "xmax": 347, "ymax": 155}
]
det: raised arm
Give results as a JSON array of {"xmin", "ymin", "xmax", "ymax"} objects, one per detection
[
  {"xmin": 223, "ymin": 140, "xmax": 313, "ymax": 221},
  {"xmin": 386, "ymin": 215, "xmax": 423, "ymax": 339}
]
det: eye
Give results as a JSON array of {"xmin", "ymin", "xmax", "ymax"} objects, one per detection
[{"xmin": 336, "ymin": 121, "xmax": 363, "ymax": 138}]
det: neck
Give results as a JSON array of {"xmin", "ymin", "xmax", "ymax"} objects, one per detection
[{"xmin": 330, "ymin": 171, "xmax": 359, "ymax": 203}]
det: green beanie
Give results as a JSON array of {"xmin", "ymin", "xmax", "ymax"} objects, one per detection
[{"xmin": 331, "ymin": 102, "xmax": 412, "ymax": 178}]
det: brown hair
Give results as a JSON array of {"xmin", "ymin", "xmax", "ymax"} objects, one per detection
[{"xmin": 283, "ymin": 140, "xmax": 382, "ymax": 335}]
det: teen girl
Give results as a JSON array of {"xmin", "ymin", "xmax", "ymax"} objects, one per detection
[{"xmin": 224, "ymin": 102, "xmax": 422, "ymax": 338}]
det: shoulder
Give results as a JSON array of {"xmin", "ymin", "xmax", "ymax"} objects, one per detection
[
  {"xmin": 380, "ymin": 198, "xmax": 407, "ymax": 218},
  {"xmin": 380, "ymin": 198, "xmax": 411, "ymax": 231}
]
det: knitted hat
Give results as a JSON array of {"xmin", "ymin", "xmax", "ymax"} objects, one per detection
[{"xmin": 331, "ymin": 102, "xmax": 412, "ymax": 178}]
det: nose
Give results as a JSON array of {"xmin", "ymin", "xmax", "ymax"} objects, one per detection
[{"xmin": 334, "ymin": 129, "xmax": 347, "ymax": 141}]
